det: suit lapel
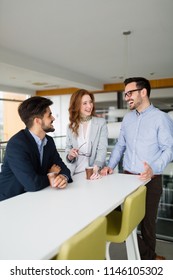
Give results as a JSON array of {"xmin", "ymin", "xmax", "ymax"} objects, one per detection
[
  {"xmin": 24, "ymin": 128, "xmax": 41, "ymax": 163},
  {"xmin": 90, "ymin": 118, "xmax": 99, "ymax": 144}
]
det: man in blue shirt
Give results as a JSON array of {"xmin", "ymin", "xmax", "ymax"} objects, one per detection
[
  {"xmin": 0, "ymin": 96, "xmax": 72, "ymax": 201},
  {"xmin": 101, "ymin": 77, "xmax": 173, "ymax": 260}
]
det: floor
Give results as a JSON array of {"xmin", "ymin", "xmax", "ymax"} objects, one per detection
[{"xmin": 109, "ymin": 239, "xmax": 173, "ymax": 260}]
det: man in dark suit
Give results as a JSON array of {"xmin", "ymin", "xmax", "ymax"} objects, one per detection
[{"xmin": 0, "ymin": 96, "xmax": 72, "ymax": 201}]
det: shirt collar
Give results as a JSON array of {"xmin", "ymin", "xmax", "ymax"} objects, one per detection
[
  {"xmin": 135, "ymin": 103, "xmax": 153, "ymax": 115},
  {"xmin": 29, "ymin": 130, "xmax": 47, "ymax": 146}
]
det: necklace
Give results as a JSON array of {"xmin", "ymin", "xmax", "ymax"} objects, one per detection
[{"xmin": 80, "ymin": 115, "xmax": 92, "ymax": 122}]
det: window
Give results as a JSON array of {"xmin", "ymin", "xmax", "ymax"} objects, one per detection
[{"xmin": 0, "ymin": 91, "xmax": 30, "ymax": 141}]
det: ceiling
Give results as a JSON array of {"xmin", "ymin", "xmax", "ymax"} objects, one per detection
[{"xmin": 0, "ymin": 0, "xmax": 173, "ymax": 96}]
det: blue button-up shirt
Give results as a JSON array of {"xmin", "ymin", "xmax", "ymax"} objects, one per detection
[
  {"xmin": 108, "ymin": 104, "xmax": 173, "ymax": 174},
  {"xmin": 29, "ymin": 131, "xmax": 47, "ymax": 164}
]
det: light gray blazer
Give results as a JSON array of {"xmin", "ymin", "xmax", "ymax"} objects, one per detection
[{"xmin": 65, "ymin": 117, "xmax": 108, "ymax": 175}]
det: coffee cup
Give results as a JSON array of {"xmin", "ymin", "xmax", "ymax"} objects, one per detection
[{"xmin": 85, "ymin": 167, "xmax": 94, "ymax": 180}]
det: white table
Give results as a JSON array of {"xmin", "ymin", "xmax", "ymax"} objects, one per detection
[{"xmin": 0, "ymin": 172, "xmax": 147, "ymax": 260}]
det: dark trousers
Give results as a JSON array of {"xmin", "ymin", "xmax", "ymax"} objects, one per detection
[
  {"xmin": 124, "ymin": 171, "xmax": 162, "ymax": 260},
  {"xmin": 138, "ymin": 176, "xmax": 162, "ymax": 259}
]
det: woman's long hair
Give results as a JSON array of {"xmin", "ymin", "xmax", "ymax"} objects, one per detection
[{"xmin": 68, "ymin": 89, "xmax": 95, "ymax": 136}]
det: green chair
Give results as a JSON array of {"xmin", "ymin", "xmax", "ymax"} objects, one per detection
[
  {"xmin": 106, "ymin": 185, "xmax": 146, "ymax": 260},
  {"xmin": 57, "ymin": 216, "xmax": 107, "ymax": 260}
]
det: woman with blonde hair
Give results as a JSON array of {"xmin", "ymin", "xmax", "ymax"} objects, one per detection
[{"xmin": 66, "ymin": 89, "xmax": 108, "ymax": 178}]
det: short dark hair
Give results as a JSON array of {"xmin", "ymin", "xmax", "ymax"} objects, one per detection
[
  {"xmin": 18, "ymin": 96, "xmax": 53, "ymax": 128},
  {"xmin": 124, "ymin": 77, "xmax": 151, "ymax": 97}
]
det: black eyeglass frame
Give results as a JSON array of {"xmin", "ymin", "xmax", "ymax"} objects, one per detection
[
  {"xmin": 78, "ymin": 142, "xmax": 92, "ymax": 157},
  {"xmin": 124, "ymin": 88, "xmax": 143, "ymax": 98}
]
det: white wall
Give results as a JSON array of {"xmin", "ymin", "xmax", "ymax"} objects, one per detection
[{"xmin": 46, "ymin": 94, "xmax": 71, "ymax": 148}]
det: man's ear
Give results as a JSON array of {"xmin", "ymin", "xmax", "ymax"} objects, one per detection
[
  {"xmin": 141, "ymin": 88, "xmax": 147, "ymax": 97},
  {"xmin": 34, "ymin": 117, "xmax": 41, "ymax": 125}
]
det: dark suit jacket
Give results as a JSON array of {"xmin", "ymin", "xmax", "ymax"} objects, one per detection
[{"xmin": 0, "ymin": 128, "xmax": 72, "ymax": 201}]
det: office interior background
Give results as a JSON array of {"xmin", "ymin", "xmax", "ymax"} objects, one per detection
[{"xmin": 0, "ymin": 0, "xmax": 173, "ymax": 246}]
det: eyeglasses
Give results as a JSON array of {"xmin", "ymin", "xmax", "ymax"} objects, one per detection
[
  {"xmin": 78, "ymin": 142, "xmax": 92, "ymax": 157},
  {"xmin": 124, "ymin": 88, "xmax": 143, "ymax": 98}
]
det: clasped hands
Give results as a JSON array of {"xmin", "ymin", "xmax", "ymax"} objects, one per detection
[{"xmin": 48, "ymin": 164, "xmax": 68, "ymax": 189}]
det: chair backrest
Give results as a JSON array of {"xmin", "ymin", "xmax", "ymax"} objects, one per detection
[
  {"xmin": 119, "ymin": 185, "xmax": 146, "ymax": 241},
  {"xmin": 57, "ymin": 216, "xmax": 107, "ymax": 260}
]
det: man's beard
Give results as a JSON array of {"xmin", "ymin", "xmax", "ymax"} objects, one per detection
[
  {"xmin": 44, "ymin": 127, "xmax": 55, "ymax": 133},
  {"xmin": 41, "ymin": 122, "xmax": 55, "ymax": 133}
]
